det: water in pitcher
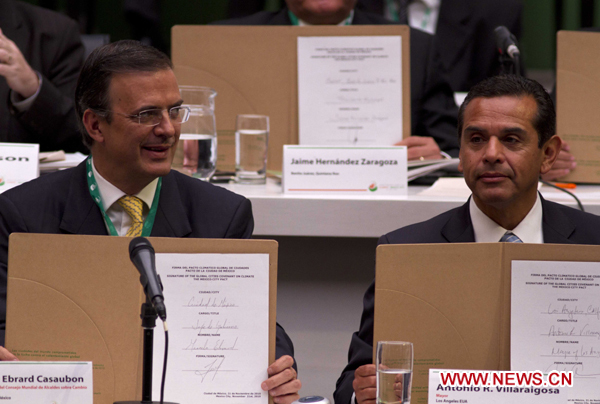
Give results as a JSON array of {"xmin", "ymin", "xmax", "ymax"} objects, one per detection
[{"xmin": 178, "ymin": 133, "xmax": 217, "ymax": 180}]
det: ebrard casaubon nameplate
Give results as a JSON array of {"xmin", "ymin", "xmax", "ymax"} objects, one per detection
[{"xmin": 0, "ymin": 361, "xmax": 92, "ymax": 404}]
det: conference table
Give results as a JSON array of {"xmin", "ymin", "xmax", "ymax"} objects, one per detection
[
  {"xmin": 216, "ymin": 179, "xmax": 600, "ymax": 399},
  {"xmin": 219, "ymin": 179, "xmax": 600, "ymax": 238}
]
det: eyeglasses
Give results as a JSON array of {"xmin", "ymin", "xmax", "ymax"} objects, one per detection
[{"xmin": 96, "ymin": 106, "xmax": 191, "ymax": 126}]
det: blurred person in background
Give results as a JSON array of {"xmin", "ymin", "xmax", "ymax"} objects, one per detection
[
  {"xmin": 356, "ymin": 0, "xmax": 524, "ymax": 92},
  {"xmin": 216, "ymin": 0, "xmax": 460, "ymax": 161},
  {"xmin": 0, "ymin": 0, "xmax": 85, "ymax": 152}
]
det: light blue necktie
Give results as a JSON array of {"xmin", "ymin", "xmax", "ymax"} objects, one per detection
[{"xmin": 500, "ymin": 231, "xmax": 523, "ymax": 243}]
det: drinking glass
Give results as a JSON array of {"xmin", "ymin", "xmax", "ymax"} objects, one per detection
[
  {"xmin": 235, "ymin": 114, "xmax": 269, "ymax": 184},
  {"xmin": 376, "ymin": 341, "xmax": 413, "ymax": 404},
  {"xmin": 173, "ymin": 86, "xmax": 217, "ymax": 180}
]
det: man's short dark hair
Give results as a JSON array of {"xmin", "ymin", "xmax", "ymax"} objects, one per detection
[
  {"xmin": 75, "ymin": 40, "xmax": 173, "ymax": 147},
  {"xmin": 457, "ymin": 75, "xmax": 555, "ymax": 148}
]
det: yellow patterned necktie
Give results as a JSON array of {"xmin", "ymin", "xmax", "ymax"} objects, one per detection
[{"xmin": 117, "ymin": 195, "xmax": 144, "ymax": 237}]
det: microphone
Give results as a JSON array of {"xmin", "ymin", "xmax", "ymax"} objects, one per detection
[
  {"xmin": 494, "ymin": 26, "xmax": 520, "ymax": 59},
  {"xmin": 129, "ymin": 237, "xmax": 167, "ymax": 321}
]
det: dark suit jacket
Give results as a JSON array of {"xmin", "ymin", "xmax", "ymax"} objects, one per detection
[
  {"xmin": 0, "ymin": 0, "xmax": 86, "ymax": 152},
  {"xmin": 0, "ymin": 162, "xmax": 295, "ymax": 363},
  {"xmin": 356, "ymin": 0, "xmax": 523, "ymax": 92},
  {"xmin": 333, "ymin": 197, "xmax": 600, "ymax": 404},
  {"xmin": 215, "ymin": 7, "xmax": 460, "ymax": 157}
]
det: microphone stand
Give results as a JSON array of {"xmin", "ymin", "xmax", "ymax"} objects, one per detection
[
  {"xmin": 114, "ymin": 299, "xmax": 178, "ymax": 404},
  {"xmin": 499, "ymin": 52, "xmax": 520, "ymax": 76}
]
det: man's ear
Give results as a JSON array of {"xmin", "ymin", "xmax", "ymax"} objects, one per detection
[
  {"xmin": 83, "ymin": 109, "xmax": 105, "ymax": 144},
  {"xmin": 540, "ymin": 135, "xmax": 562, "ymax": 175}
]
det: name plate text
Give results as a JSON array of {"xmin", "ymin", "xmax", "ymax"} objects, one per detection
[{"xmin": 283, "ymin": 146, "xmax": 407, "ymax": 195}]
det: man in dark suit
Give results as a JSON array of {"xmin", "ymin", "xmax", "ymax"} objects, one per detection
[
  {"xmin": 0, "ymin": 40, "xmax": 301, "ymax": 404},
  {"xmin": 0, "ymin": 0, "xmax": 85, "ymax": 152},
  {"xmin": 356, "ymin": 0, "xmax": 523, "ymax": 92},
  {"xmin": 334, "ymin": 74, "xmax": 600, "ymax": 404},
  {"xmin": 215, "ymin": 0, "xmax": 460, "ymax": 159}
]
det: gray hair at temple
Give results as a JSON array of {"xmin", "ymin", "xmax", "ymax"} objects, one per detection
[
  {"xmin": 457, "ymin": 75, "xmax": 556, "ymax": 148},
  {"xmin": 75, "ymin": 40, "xmax": 173, "ymax": 147}
]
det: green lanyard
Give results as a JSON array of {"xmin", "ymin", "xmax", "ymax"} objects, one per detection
[
  {"xmin": 288, "ymin": 9, "xmax": 353, "ymax": 26},
  {"xmin": 386, "ymin": 0, "xmax": 400, "ymax": 22},
  {"xmin": 421, "ymin": 7, "xmax": 431, "ymax": 30},
  {"xmin": 86, "ymin": 156, "xmax": 162, "ymax": 237}
]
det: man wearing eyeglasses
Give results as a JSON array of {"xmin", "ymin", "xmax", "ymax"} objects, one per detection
[{"xmin": 0, "ymin": 40, "xmax": 301, "ymax": 404}]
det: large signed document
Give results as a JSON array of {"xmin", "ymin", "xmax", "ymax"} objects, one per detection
[
  {"xmin": 512, "ymin": 260, "xmax": 600, "ymax": 403},
  {"xmin": 153, "ymin": 253, "xmax": 270, "ymax": 404},
  {"xmin": 297, "ymin": 36, "xmax": 402, "ymax": 145}
]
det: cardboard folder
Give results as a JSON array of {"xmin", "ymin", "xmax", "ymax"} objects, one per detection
[
  {"xmin": 5, "ymin": 233, "xmax": 278, "ymax": 404},
  {"xmin": 556, "ymin": 30, "xmax": 600, "ymax": 183},
  {"xmin": 171, "ymin": 25, "xmax": 411, "ymax": 172},
  {"xmin": 373, "ymin": 242, "xmax": 600, "ymax": 404}
]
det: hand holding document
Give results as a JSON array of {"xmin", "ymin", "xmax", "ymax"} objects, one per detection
[
  {"xmin": 395, "ymin": 136, "xmax": 441, "ymax": 161},
  {"xmin": 261, "ymin": 355, "xmax": 300, "ymax": 404},
  {"xmin": 512, "ymin": 260, "xmax": 600, "ymax": 402},
  {"xmin": 153, "ymin": 253, "xmax": 270, "ymax": 404},
  {"xmin": 0, "ymin": 346, "xmax": 17, "ymax": 361}
]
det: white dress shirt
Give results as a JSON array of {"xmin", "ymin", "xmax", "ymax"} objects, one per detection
[
  {"xmin": 407, "ymin": 0, "xmax": 441, "ymax": 34},
  {"xmin": 385, "ymin": 0, "xmax": 441, "ymax": 34},
  {"xmin": 91, "ymin": 159, "xmax": 158, "ymax": 236},
  {"xmin": 469, "ymin": 193, "xmax": 544, "ymax": 244}
]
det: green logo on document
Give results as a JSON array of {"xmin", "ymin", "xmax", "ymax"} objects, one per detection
[
  {"xmin": 0, "ymin": 177, "xmax": 5, "ymax": 186},
  {"xmin": 368, "ymin": 182, "xmax": 378, "ymax": 192}
]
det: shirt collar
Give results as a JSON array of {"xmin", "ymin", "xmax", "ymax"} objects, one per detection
[
  {"xmin": 91, "ymin": 158, "xmax": 158, "ymax": 211},
  {"xmin": 469, "ymin": 193, "xmax": 544, "ymax": 243}
]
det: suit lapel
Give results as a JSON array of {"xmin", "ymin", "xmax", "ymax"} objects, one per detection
[
  {"xmin": 59, "ymin": 162, "xmax": 108, "ymax": 235},
  {"xmin": 59, "ymin": 165, "xmax": 193, "ymax": 237},
  {"xmin": 0, "ymin": 1, "xmax": 20, "ymax": 46},
  {"xmin": 356, "ymin": 0, "xmax": 384, "ymax": 15},
  {"xmin": 541, "ymin": 197, "xmax": 576, "ymax": 244},
  {"xmin": 440, "ymin": 196, "xmax": 577, "ymax": 244},
  {"xmin": 0, "ymin": 0, "xmax": 19, "ymax": 139},
  {"xmin": 272, "ymin": 7, "xmax": 293, "ymax": 25},
  {"xmin": 351, "ymin": 8, "xmax": 391, "ymax": 25},
  {"xmin": 435, "ymin": 0, "xmax": 474, "ymax": 68},
  {"xmin": 150, "ymin": 171, "xmax": 192, "ymax": 238},
  {"xmin": 0, "ymin": 0, "xmax": 30, "ymax": 65},
  {"xmin": 441, "ymin": 200, "xmax": 475, "ymax": 242},
  {"xmin": 1, "ymin": 1, "xmax": 27, "ymax": 63}
]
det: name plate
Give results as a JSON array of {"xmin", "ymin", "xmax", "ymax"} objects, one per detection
[
  {"xmin": 0, "ymin": 362, "xmax": 93, "ymax": 404},
  {"xmin": 0, "ymin": 143, "xmax": 39, "ymax": 193},
  {"xmin": 428, "ymin": 369, "xmax": 568, "ymax": 404},
  {"xmin": 282, "ymin": 146, "xmax": 407, "ymax": 195}
]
